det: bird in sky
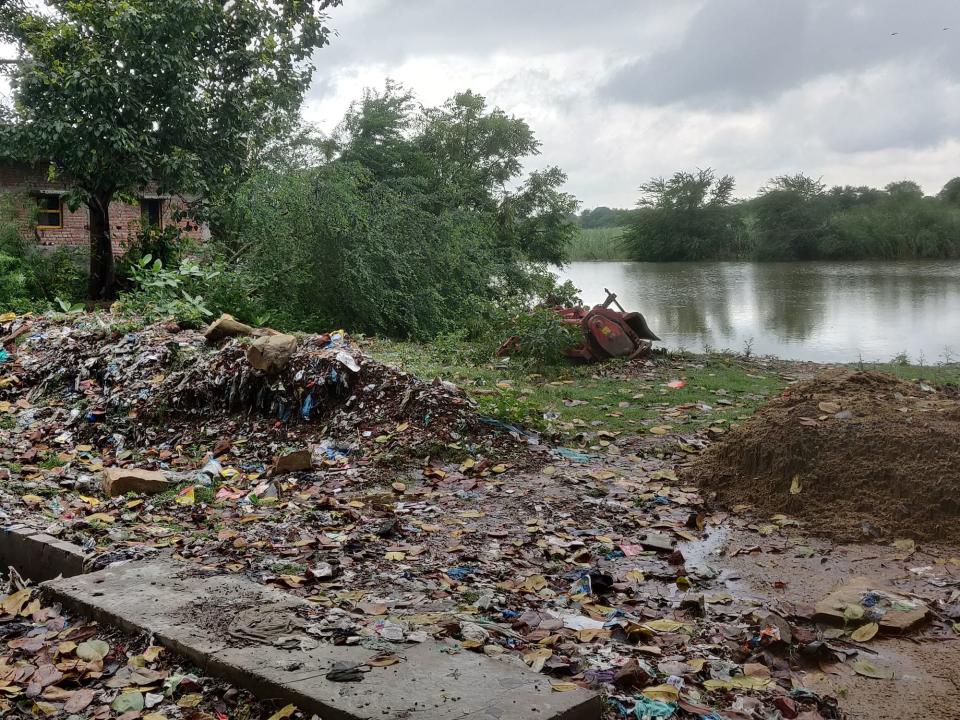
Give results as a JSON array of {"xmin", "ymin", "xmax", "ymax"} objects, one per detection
[{"xmin": 890, "ymin": 32, "xmax": 899, "ymax": 36}]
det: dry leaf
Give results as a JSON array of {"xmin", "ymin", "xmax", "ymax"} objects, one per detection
[
  {"xmin": 267, "ymin": 704, "xmax": 297, "ymax": 720},
  {"xmin": 853, "ymin": 659, "xmax": 894, "ymax": 679},
  {"xmin": 850, "ymin": 622, "xmax": 879, "ymax": 642}
]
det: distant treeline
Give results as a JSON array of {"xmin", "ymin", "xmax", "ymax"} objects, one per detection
[{"xmin": 576, "ymin": 171, "xmax": 960, "ymax": 261}]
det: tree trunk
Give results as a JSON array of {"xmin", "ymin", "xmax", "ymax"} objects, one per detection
[{"xmin": 88, "ymin": 192, "xmax": 115, "ymax": 300}]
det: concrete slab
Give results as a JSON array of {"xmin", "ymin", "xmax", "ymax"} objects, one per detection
[
  {"xmin": 0, "ymin": 524, "xmax": 90, "ymax": 581},
  {"xmin": 45, "ymin": 559, "xmax": 600, "ymax": 720}
]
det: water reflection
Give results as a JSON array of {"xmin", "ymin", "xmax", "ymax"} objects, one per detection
[{"xmin": 557, "ymin": 261, "xmax": 960, "ymax": 362}]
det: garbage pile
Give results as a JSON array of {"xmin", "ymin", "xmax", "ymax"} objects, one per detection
[
  {"xmin": 686, "ymin": 368, "xmax": 960, "ymax": 543},
  {"xmin": 2, "ymin": 313, "xmax": 525, "ymax": 463}
]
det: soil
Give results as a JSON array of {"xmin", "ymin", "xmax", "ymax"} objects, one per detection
[{"xmin": 685, "ymin": 368, "xmax": 960, "ymax": 543}]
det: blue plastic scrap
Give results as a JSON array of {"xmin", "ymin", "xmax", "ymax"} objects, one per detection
[
  {"xmin": 0, "ymin": 349, "xmax": 9, "ymax": 363},
  {"xmin": 633, "ymin": 697, "xmax": 677, "ymax": 719},
  {"xmin": 551, "ymin": 447, "xmax": 595, "ymax": 462},
  {"xmin": 446, "ymin": 566, "xmax": 476, "ymax": 580}
]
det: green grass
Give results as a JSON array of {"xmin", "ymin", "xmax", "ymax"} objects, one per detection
[
  {"xmin": 368, "ymin": 338, "xmax": 960, "ymax": 440},
  {"xmin": 567, "ymin": 227, "xmax": 632, "ymax": 261},
  {"xmin": 367, "ymin": 338, "xmax": 787, "ymax": 437}
]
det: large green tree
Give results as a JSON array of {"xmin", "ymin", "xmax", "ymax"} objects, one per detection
[
  {"xmin": 222, "ymin": 84, "xmax": 579, "ymax": 338},
  {"xmin": 0, "ymin": 0, "xmax": 340, "ymax": 298},
  {"xmin": 624, "ymin": 169, "xmax": 740, "ymax": 261}
]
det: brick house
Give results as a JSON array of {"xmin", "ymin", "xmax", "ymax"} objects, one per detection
[{"xmin": 0, "ymin": 161, "xmax": 206, "ymax": 253}]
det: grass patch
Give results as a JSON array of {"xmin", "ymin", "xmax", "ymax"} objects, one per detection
[
  {"xmin": 367, "ymin": 338, "xmax": 788, "ymax": 437},
  {"xmin": 568, "ymin": 227, "xmax": 632, "ymax": 261}
]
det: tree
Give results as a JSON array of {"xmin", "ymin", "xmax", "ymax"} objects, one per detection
[
  {"xmin": 751, "ymin": 173, "xmax": 833, "ymax": 259},
  {"xmin": 938, "ymin": 177, "xmax": 960, "ymax": 207},
  {"xmin": 624, "ymin": 169, "xmax": 740, "ymax": 261},
  {"xmin": 221, "ymin": 85, "xmax": 579, "ymax": 338},
  {"xmin": 0, "ymin": 0, "xmax": 340, "ymax": 298},
  {"xmin": 885, "ymin": 180, "xmax": 924, "ymax": 199}
]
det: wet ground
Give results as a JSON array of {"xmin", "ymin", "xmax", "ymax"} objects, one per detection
[{"xmin": 679, "ymin": 523, "xmax": 960, "ymax": 719}]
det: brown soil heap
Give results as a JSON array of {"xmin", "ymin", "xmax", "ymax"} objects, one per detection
[{"xmin": 686, "ymin": 368, "xmax": 960, "ymax": 543}]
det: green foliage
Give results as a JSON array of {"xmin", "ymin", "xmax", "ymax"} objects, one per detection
[
  {"xmin": 500, "ymin": 307, "xmax": 580, "ymax": 372},
  {"xmin": 624, "ymin": 169, "xmax": 742, "ymax": 261},
  {"xmin": 119, "ymin": 255, "xmax": 217, "ymax": 327},
  {"xmin": 578, "ymin": 206, "xmax": 639, "ymax": 229},
  {"xmin": 622, "ymin": 170, "xmax": 960, "ymax": 261},
  {"xmin": 568, "ymin": 227, "xmax": 631, "ymax": 261},
  {"xmin": 0, "ymin": 193, "xmax": 86, "ymax": 312},
  {"xmin": 0, "ymin": 0, "xmax": 341, "ymax": 297},
  {"xmin": 220, "ymin": 85, "xmax": 579, "ymax": 339},
  {"xmin": 749, "ymin": 174, "xmax": 834, "ymax": 260}
]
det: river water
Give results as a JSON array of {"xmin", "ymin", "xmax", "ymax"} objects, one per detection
[{"xmin": 557, "ymin": 261, "xmax": 960, "ymax": 363}]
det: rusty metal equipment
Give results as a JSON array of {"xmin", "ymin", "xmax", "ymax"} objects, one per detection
[{"xmin": 499, "ymin": 288, "xmax": 660, "ymax": 362}]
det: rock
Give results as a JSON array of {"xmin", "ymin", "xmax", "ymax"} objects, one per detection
[
  {"xmin": 102, "ymin": 468, "xmax": 172, "ymax": 497},
  {"xmin": 203, "ymin": 313, "xmax": 254, "ymax": 342},
  {"xmin": 271, "ymin": 449, "xmax": 313, "ymax": 475},
  {"xmin": 246, "ymin": 333, "xmax": 297, "ymax": 373}
]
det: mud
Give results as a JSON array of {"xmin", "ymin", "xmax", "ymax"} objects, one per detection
[
  {"xmin": 685, "ymin": 524, "xmax": 960, "ymax": 720},
  {"xmin": 686, "ymin": 369, "xmax": 960, "ymax": 543}
]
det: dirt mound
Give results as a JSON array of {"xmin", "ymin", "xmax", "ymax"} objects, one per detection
[{"xmin": 685, "ymin": 368, "xmax": 960, "ymax": 543}]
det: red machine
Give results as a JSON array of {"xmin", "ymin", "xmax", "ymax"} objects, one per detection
[{"xmin": 500, "ymin": 288, "xmax": 660, "ymax": 362}]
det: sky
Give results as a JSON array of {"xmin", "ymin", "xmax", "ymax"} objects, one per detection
[
  {"xmin": 304, "ymin": 0, "xmax": 960, "ymax": 208},
  {"xmin": 2, "ymin": 1, "xmax": 958, "ymax": 209}
]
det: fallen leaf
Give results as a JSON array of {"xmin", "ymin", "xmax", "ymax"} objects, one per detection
[
  {"xmin": 843, "ymin": 604, "xmax": 865, "ymax": 622},
  {"xmin": 111, "ymin": 690, "xmax": 144, "ymax": 713},
  {"xmin": 367, "ymin": 654, "xmax": 400, "ymax": 667},
  {"xmin": 789, "ymin": 475, "xmax": 802, "ymax": 495},
  {"xmin": 853, "ymin": 659, "xmax": 894, "ymax": 679},
  {"xmin": 63, "ymin": 688, "xmax": 96, "ymax": 713},
  {"xmin": 0, "ymin": 589, "xmax": 32, "ymax": 616},
  {"xmin": 76, "ymin": 639, "xmax": 110, "ymax": 661},
  {"xmin": 267, "ymin": 704, "xmax": 297, "ymax": 720},
  {"xmin": 850, "ymin": 622, "xmax": 879, "ymax": 642},
  {"xmin": 174, "ymin": 486, "xmax": 195, "ymax": 505},
  {"xmin": 642, "ymin": 683, "xmax": 680, "ymax": 701},
  {"xmin": 643, "ymin": 618, "xmax": 689, "ymax": 633},
  {"xmin": 384, "ymin": 551, "xmax": 405, "ymax": 561},
  {"xmin": 177, "ymin": 693, "xmax": 203, "ymax": 707}
]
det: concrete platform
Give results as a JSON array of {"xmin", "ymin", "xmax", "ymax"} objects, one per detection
[
  {"xmin": 45, "ymin": 559, "xmax": 600, "ymax": 720},
  {"xmin": 0, "ymin": 523, "xmax": 90, "ymax": 581}
]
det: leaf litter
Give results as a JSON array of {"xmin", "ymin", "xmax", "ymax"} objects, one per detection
[{"xmin": 1, "ymin": 313, "xmax": 958, "ymax": 718}]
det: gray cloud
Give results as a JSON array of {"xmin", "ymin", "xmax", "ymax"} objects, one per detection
[
  {"xmin": 601, "ymin": 0, "xmax": 960, "ymax": 109},
  {"xmin": 303, "ymin": 0, "xmax": 960, "ymax": 206}
]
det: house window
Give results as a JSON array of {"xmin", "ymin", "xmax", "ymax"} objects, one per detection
[
  {"xmin": 141, "ymin": 198, "xmax": 163, "ymax": 228},
  {"xmin": 36, "ymin": 194, "xmax": 63, "ymax": 229}
]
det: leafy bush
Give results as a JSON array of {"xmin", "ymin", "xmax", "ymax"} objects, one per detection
[
  {"xmin": 498, "ymin": 307, "xmax": 580, "ymax": 371},
  {"xmin": 119, "ymin": 255, "xmax": 218, "ymax": 327},
  {"xmin": 215, "ymin": 86, "xmax": 578, "ymax": 340},
  {"xmin": 0, "ymin": 194, "xmax": 86, "ymax": 312}
]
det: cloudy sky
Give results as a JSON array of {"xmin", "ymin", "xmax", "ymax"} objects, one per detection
[
  {"xmin": 306, "ymin": 0, "xmax": 960, "ymax": 208},
  {"xmin": 2, "ymin": 1, "xmax": 957, "ymax": 208}
]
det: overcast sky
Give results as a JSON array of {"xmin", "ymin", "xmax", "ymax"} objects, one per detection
[
  {"xmin": 307, "ymin": 0, "xmax": 960, "ymax": 208},
  {"xmin": 3, "ymin": 1, "xmax": 958, "ymax": 208}
]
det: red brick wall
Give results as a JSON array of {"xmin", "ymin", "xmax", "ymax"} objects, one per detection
[{"xmin": 0, "ymin": 161, "xmax": 205, "ymax": 254}]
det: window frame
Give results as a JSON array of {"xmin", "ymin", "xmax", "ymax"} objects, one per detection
[
  {"xmin": 140, "ymin": 197, "xmax": 164, "ymax": 229},
  {"xmin": 35, "ymin": 193, "xmax": 63, "ymax": 230}
]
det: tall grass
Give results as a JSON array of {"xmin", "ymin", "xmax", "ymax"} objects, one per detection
[{"xmin": 568, "ymin": 227, "xmax": 632, "ymax": 261}]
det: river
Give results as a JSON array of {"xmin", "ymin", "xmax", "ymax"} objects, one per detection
[{"xmin": 557, "ymin": 261, "xmax": 960, "ymax": 363}]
